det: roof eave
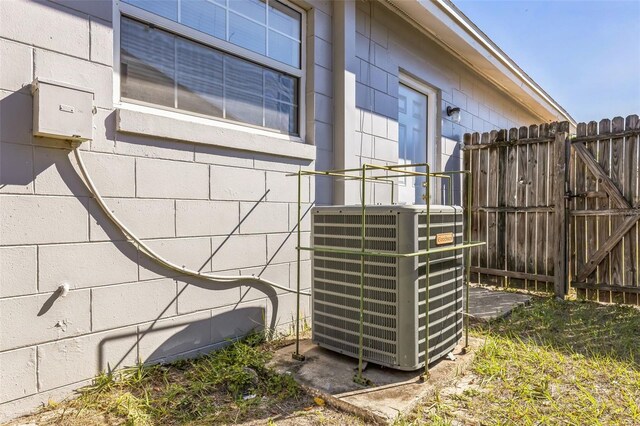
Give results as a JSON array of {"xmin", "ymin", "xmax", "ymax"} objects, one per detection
[{"xmin": 384, "ymin": 0, "xmax": 577, "ymax": 126}]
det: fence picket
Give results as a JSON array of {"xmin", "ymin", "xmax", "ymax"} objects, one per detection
[
  {"xmin": 478, "ymin": 132, "xmax": 490, "ymax": 283},
  {"xmin": 471, "ymin": 132, "xmax": 480, "ymax": 282},
  {"xmin": 610, "ymin": 117, "xmax": 625, "ymax": 302},
  {"xmin": 487, "ymin": 131, "xmax": 499, "ymax": 285},
  {"xmin": 628, "ymin": 116, "xmax": 640, "ymax": 304},
  {"xmin": 622, "ymin": 116, "xmax": 638, "ymax": 303}
]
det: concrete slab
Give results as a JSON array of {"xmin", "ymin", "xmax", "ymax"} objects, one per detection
[
  {"xmin": 268, "ymin": 287, "xmax": 528, "ymax": 423},
  {"xmin": 269, "ymin": 337, "xmax": 482, "ymax": 424},
  {"xmin": 467, "ymin": 286, "xmax": 532, "ymax": 322}
]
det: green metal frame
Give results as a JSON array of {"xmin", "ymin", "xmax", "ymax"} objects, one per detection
[{"xmin": 287, "ymin": 163, "xmax": 484, "ymax": 383}]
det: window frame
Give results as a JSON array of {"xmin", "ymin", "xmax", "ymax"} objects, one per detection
[{"xmin": 112, "ymin": 0, "xmax": 306, "ymax": 141}]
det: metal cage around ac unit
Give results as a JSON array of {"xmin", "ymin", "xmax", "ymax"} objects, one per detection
[{"xmin": 311, "ymin": 204, "xmax": 464, "ymax": 371}]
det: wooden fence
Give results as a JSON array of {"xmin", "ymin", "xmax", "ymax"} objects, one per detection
[
  {"xmin": 464, "ymin": 115, "xmax": 640, "ymax": 306},
  {"xmin": 463, "ymin": 122, "xmax": 569, "ymax": 296}
]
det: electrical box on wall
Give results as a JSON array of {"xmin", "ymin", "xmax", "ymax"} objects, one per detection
[{"xmin": 31, "ymin": 78, "xmax": 94, "ymax": 142}]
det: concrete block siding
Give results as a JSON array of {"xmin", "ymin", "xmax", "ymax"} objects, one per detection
[
  {"xmin": 0, "ymin": 0, "xmax": 322, "ymax": 419},
  {"xmin": 351, "ymin": 1, "xmax": 543, "ymax": 205}
]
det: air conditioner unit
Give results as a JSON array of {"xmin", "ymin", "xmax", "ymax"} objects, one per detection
[{"xmin": 311, "ymin": 204, "xmax": 464, "ymax": 371}]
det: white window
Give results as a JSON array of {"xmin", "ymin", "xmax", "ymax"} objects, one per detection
[{"xmin": 115, "ymin": 0, "xmax": 304, "ymax": 136}]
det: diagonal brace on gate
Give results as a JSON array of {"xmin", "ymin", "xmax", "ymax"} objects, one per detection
[
  {"xmin": 572, "ymin": 142, "xmax": 640, "ymax": 282},
  {"xmin": 572, "ymin": 142, "xmax": 631, "ymax": 209},
  {"xmin": 576, "ymin": 214, "xmax": 640, "ymax": 282}
]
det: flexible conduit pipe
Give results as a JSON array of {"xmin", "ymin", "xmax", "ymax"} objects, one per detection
[{"xmin": 73, "ymin": 146, "xmax": 310, "ymax": 296}]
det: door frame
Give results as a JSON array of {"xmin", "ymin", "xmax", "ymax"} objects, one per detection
[{"xmin": 398, "ymin": 72, "xmax": 440, "ymax": 201}]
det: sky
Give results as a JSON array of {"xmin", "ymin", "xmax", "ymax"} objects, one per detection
[{"xmin": 453, "ymin": 0, "xmax": 640, "ymax": 123}]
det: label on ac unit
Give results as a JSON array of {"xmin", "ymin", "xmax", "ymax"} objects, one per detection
[
  {"xmin": 436, "ymin": 232, "xmax": 454, "ymax": 245},
  {"xmin": 59, "ymin": 104, "xmax": 75, "ymax": 113}
]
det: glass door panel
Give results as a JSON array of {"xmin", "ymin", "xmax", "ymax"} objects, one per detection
[{"xmin": 398, "ymin": 83, "xmax": 428, "ymax": 204}]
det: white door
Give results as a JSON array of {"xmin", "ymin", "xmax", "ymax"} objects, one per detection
[{"xmin": 398, "ymin": 83, "xmax": 428, "ymax": 204}]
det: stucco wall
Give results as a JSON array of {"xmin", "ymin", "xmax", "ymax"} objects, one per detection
[
  {"xmin": 349, "ymin": 1, "xmax": 542, "ymax": 205},
  {"xmin": 0, "ymin": 0, "xmax": 332, "ymax": 419}
]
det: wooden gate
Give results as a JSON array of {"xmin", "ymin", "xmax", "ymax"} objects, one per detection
[{"xmin": 568, "ymin": 115, "xmax": 640, "ymax": 304}]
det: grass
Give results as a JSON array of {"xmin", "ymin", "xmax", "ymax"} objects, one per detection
[
  {"xmin": 21, "ymin": 333, "xmax": 313, "ymax": 426},
  {"xmin": 399, "ymin": 298, "xmax": 640, "ymax": 425},
  {"xmin": 8, "ymin": 297, "xmax": 640, "ymax": 425}
]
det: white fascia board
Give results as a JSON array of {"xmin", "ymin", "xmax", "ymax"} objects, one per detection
[{"xmin": 386, "ymin": 0, "xmax": 576, "ymax": 126}]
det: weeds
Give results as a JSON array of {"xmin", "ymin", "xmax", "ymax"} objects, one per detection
[
  {"xmin": 399, "ymin": 298, "xmax": 640, "ymax": 426},
  {"xmin": 44, "ymin": 332, "xmax": 304, "ymax": 425}
]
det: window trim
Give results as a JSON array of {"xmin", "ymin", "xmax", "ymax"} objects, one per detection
[
  {"xmin": 112, "ymin": 0, "xmax": 306, "ymax": 141},
  {"xmin": 117, "ymin": 107, "xmax": 316, "ymax": 160}
]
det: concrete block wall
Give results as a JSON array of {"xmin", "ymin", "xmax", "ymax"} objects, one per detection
[
  {"xmin": 0, "ymin": 0, "xmax": 326, "ymax": 420},
  {"xmin": 350, "ymin": 1, "xmax": 543, "ymax": 205}
]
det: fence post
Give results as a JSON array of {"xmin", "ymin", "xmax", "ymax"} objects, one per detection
[{"xmin": 553, "ymin": 128, "xmax": 569, "ymax": 298}]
